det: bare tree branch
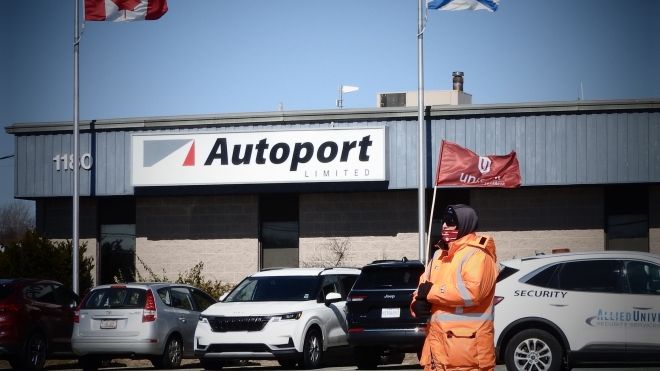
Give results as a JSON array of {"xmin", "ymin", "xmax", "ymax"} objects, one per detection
[{"xmin": 0, "ymin": 201, "xmax": 35, "ymax": 243}]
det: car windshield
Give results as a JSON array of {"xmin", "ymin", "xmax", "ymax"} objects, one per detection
[
  {"xmin": 225, "ymin": 276, "xmax": 319, "ymax": 302},
  {"xmin": 353, "ymin": 266, "xmax": 423, "ymax": 290},
  {"xmin": 82, "ymin": 287, "xmax": 146, "ymax": 309}
]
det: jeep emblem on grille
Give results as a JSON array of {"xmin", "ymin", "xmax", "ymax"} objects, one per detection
[{"xmin": 384, "ymin": 294, "xmax": 395, "ymax": 299}]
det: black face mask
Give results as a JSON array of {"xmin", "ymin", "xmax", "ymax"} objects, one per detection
[{"xmin": 444, "ymin": 204, "xmax": 479, "ymax": 239}]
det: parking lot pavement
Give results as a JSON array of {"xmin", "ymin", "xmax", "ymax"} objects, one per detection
[{"xmin": 3, "ymin": 359, "xmax": 660, "ymax": 371}]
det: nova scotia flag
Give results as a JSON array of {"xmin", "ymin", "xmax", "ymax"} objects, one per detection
[{"xmin": 428, "ymin": 0, "xmax": 499, "ymax": 12}]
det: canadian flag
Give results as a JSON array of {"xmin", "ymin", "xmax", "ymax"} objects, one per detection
[{"xmin": 85, "ymin": 0, "xmax": 168, "ymax": 21}]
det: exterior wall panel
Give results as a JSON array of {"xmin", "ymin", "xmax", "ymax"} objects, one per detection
[
  {"xmin": 15, "ymin": 133, "xmax": 93, "ymax": 198},
  {"xmin": 652, "ymin": 113, "xmax": 660, "ymax": 181},
  {"xmin": 10, "ymin": 101, "xmax": 660, "ymax": 198}
]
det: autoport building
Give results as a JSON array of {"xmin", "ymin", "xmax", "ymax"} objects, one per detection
[{"xmin": 6, "ymin": 92, "xmax": 660, "ymax": 286}]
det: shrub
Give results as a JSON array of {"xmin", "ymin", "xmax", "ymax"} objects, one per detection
[
  {"xmin": 118, "ymin": 256, "xmax": 234, "ymax": 300},
  {"xmin": 0, "ymin": 231, "xmax": 95, "ymax": 295}
]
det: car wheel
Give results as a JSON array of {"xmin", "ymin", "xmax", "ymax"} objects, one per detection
[
  {"xmin": 355, "ymin": 347, "xmax": 380, "ymax": 369},
  {"xmin": 78, "ymin": 355, "xmax": 101, "ymax": 371},
  {"xmin": 15, "ymin": 331, "xmax": 47, "ymax": 371},
  {"xmin": 200, "ymin": 358, "xmax": 225, "ymax": 370},
  {"xmin": 301, "ymin": 328, "xmax": 323, "ymax": 369},
  {"xmin": 505, "ymin": 328, "xmax": 564, "ymax": 371},
  {"xmin": 152, "ymin": 335, "xmax": 183, "ymax": 369},
  {"xmin": 278, "ymin": 358, "xmax": 299, "ymax": 368}
]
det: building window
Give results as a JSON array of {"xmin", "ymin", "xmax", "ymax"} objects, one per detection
[
  {"xmin": 99, "ymin": 224, "xmax": 136, "ymax": 284},
  {"xmin": 98, "ymin": 197, "xmax": 136, "ymax": 284},
  {"xmin": 259, "ymin": 194, "xmax": 299, "ymax": 269},
  {"xmin": 605, "ymin": 185, "xmax": 648, "ymax": 252}
]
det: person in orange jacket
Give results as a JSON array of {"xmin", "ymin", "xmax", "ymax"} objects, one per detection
[{"xmin": 411, "ymin": 204, "xmax": 498, "ymax": 371}]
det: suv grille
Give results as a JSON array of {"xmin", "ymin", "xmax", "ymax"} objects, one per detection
[{"xmin": 207, "ymin": 316, "xmax": 271, "ymax": 332}]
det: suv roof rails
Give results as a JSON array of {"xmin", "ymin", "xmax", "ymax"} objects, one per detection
[
  {"xmin": 260, "ymin": 267, "xmax": 287, "ymax": 271},
  {"xmin": 317, "ymin": 266, "xmax": 360, "ymax": 275},
  {"xmin": 370, "ymin": 257, "xmax": 411, "ymax": 264}
]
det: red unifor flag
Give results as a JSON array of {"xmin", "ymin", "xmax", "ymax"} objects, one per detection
[
  {"xmin": 435, "ymin": 140, "xmax": 521, "ymax": 188},
  {"xmin": 85, "ymin": 0, "xmax": 168, "ymax": 21}
]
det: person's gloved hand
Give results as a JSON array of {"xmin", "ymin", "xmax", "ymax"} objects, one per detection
[
  {"xmin": 417, "ymin": 281, "xmax": 433, "ymax": 300},
  {"xmin": 412, "ymin": 299, "xmax": 432, "ymax": 317}
]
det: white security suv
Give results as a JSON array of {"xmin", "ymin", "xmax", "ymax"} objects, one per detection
[
  {"xmin": 495, "ymin": 251, "xmax": 660, "ymax": 371},
  {"xmin": 194, "ymin": 267, "xmax": 360, "ymax": 370}
]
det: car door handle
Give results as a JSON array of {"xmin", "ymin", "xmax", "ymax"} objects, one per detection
[
  {"xmin": 178, "ymin": 317, "xmax": 187, "ymax": 323},
  {"xmin": 633, "ymin": 307, "xmax": 652, "ymax": 310},
  {"xmin": 549, "ymin": 304, "xmax": 567, "ymax": 307}
]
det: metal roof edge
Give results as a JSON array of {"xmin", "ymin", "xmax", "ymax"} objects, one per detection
[
  {"xmin": 6, "ymin": 99, "xmax": 660, "ymax": 134},
  {"xmin": 427, "ymin": 99, "xmax": 660, "ymax": 117}
]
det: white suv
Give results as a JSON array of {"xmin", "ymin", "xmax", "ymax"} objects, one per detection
[
  {"xmin": 495, "ymin": 250, "xmax": 660, "ymax": 371},
  {"xmin": 194, "ymin": 267, "xmax": 360, "ymax": 370}
]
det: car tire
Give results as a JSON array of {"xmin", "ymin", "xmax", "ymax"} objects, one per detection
[
  {"xmin": 14, "ymin": 331, "xmax": 47, "ymax": 371},
  {"xmin": 152, "ymin": 335, "xmax": 183, "ymax": 369},
  {"xmin": 200, "ymin": 357, "xmax": 225, "ymax": 370},
  {"xmin": 301, "ymin": 328, "xmax": 323, "ymax": 369},
  {"xmin": 355, "ymin": 347, "xmax": 380, "ymax": 369},
  {"xmin": 79, "ymin": 355, "xmax": 101, "ymax": 371},
  {"xmin": 505, "ymin": 328, "xmax": 564, "ymax": 371}
]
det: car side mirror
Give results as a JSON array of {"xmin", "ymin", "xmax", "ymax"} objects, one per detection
[
  {"xmin": 218, "ymin": 293, "xmax": 228, "ymax": 301},
  {"xmin": 324, "ymin": 292, "xmax": 342, "ymax": 305}
]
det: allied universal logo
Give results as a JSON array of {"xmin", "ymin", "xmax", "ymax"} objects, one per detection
[{"xmin": 586, "ymin": 308, "xmax": 660, "ymax": 329}]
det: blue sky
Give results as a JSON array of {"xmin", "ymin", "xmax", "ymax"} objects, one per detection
[{"xmin": 1, "ymin": 0, "xmax": 659, "ymax": 209}]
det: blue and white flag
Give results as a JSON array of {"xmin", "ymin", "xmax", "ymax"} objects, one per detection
[{"xmin": 427, "ymin": 0, "xmax": 499, "ymax": 12}]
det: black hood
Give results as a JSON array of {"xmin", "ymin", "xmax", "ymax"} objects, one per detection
[{"xmin": 444, "ymin": 204, "xmax": 478, "ymax": 239}]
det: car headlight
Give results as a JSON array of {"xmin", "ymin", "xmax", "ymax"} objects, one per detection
[
  {"xmin": 278, "ymin": 311, "xmax": 302, "ymax": 320},
  {"xmin": 198, "ymin": 315, "xmax": 209, "ymax": 323}
]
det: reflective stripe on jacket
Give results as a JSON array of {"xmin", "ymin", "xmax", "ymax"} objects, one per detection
[{"xmin": 411, "ymin": 233, "xmax": 498, "ymax": 370}]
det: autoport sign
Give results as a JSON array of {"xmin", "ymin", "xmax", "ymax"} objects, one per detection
[{"xmin": 131, "ymin": 127, "xmax": 387, "ymax": 186}]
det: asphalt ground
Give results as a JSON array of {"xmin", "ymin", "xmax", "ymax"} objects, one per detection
[{"xmin": 2, "ymin": 355, "xmax": 660, "ymax": 371}]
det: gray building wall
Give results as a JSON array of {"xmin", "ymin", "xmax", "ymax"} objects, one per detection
[
  {"xmin": 473, "ymin": 186, "xmax": 605, "ymax": 260},
  {"xmin": 30, "ymin": 185, "xmax": 660, "ymax": 285},
  {"xmin": 430, "ymin": 111, "xmax": 660, "ymax": 186},
  {"xmin": 299, "ymin": 191, "xmax": 419, "ymax": 269},
  {"xmin": 135, "ymin": 195, "xmax": 259, "ymax": 284},
  {"xmin": 7, "ymin": 100, "xmax": 660, "ymax": 285},
  {"xmin": 9, "ymin": 100, "xmax": 660, "ymax": 198}
]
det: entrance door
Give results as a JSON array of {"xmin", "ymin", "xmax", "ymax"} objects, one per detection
[
  {"xmin": 99, "ymin": 224, "xmax": 136, "ymax": 284},
  {"xmin": 260, "ymin": 194, "xmax": 299, "ymax": 269}
]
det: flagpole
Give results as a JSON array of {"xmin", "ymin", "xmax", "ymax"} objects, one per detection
[
  {"xmin": 417, "ymin": 0, "xmax": 427, "ymax": 263},
  {"xmin": 72, "ymin": 0, "xmax": 81, "ymax": 294},
  {"xmin": 425, "ymin": 185, "xmax": 438, "ymax": 260}
]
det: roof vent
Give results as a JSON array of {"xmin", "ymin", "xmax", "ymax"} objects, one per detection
[{"xmin": 452, "ymin": 71, "xmax": 464, "ymax": 92}]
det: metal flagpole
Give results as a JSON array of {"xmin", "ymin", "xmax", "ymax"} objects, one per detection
[
  {"xmin": 425, "ymin": 185, "xmax": 438, "ymax": 260},
  {"xmin": 72, "ymin": 0, "xmax": 80, "ymax": 294},
  {"xmin": 417, "ymin": 0, "xmax": 427, "ymax": 263}
]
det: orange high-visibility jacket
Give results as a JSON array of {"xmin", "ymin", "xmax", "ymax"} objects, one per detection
[{"xmin": 412, "ymin": 233, "xmax": 498, "ymax": 371}]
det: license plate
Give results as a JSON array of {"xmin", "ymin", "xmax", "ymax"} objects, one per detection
[
  {"xmin": 100, "ymin": 319, "xmax": 117, "ymax": 329},
  {"xmin": 381, "ymin": 308, "xmax": 400, "ymax": 318}
]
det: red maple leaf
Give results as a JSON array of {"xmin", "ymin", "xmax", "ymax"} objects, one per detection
[{"xmin": 111, "ymin": 0, "xmax": 141, "ymax": 11}]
